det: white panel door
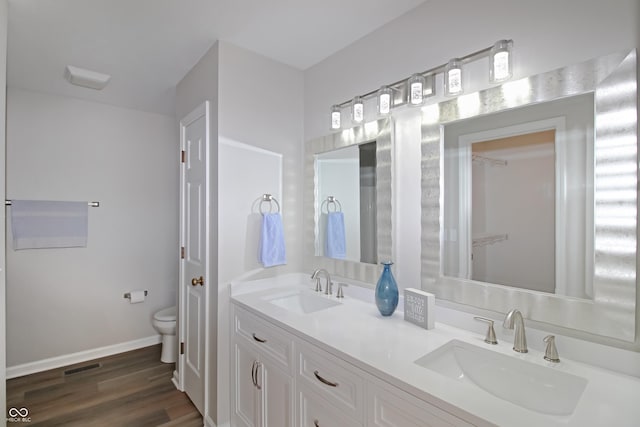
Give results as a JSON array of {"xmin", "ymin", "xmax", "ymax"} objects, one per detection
[{"xmin": 180, "ymin": 102, "xmax": 209, "ymax": 415}]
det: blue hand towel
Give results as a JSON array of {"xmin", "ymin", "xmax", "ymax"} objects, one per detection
[
  {"xmin": 259, "ymin": 212, "xmax": 286, "ymax": 267},
  {"xmin": 325, "ymin": 211, "xmax": 346, "ymax": 259}
]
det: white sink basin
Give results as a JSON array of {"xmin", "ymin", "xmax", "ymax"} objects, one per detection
[
  {"xmin": 265, "ymin": 290, "xmax": 341, "ymax": 314},
  {"xmin": 415, "ymin": 340, "xmax": 588, "ymax": 415}
]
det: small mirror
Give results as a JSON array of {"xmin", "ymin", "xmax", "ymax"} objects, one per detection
[
  {"xmin": 315, "ymin": 141, "xmax": 377, "ymax": 263},
  {"xmin": 304, "ymin": 118, "xmax": 393, "ymax": 283}
]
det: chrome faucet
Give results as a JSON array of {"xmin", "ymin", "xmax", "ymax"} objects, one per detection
[
  {"xmin": 311, "ymin": 269, "xmax": 332, "ymax": 295},
  {"xmin": 503, "ymin": 309, "xmax": 528, "ymax": 353}
]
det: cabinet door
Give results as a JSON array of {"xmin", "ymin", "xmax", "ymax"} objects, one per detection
[
  {"xmin": 233, "ymin": 340, "xmax": 261, "ymax": 427},
  {"xmin": 259, "ymin": 359, "xmax": 294, "ymax": 427}
]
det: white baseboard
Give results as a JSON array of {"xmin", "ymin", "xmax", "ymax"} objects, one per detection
[
  {"xmin": 205, "ymin": 416, "xmax": 224, "ymax": 427},
  {"xmin": 172, "ymin": 369, "xmax": 184, "ymax": 391},
  {"xmin": 6, "ymin": 335, "xmax": 162, "ymax": 379}
]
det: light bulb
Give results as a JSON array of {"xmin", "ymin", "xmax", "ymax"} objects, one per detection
[
  {"xmin": 490, "ymin": 40, "xmax": 513, "ymax": 83},
  {"xmin": 408, "ymin": 74, "xmax": 426, "ymax": 106},
  {"xmin": 352, "ymin": 96, "xmax": 364, "ymax": 123},
  {"xmin": 445, "ymin": 58, "xmax": 463, "ymax": 96},
  {"xmin": 330, "ymin": 105, "xmax": 341, "ymax": 130},
  {"xmin": 377, "ymin": 86, "xmax": 393, "ymax": 116}
]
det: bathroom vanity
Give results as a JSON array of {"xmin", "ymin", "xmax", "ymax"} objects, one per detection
[{"xmin": 229, "ymin": 273, "xmax": 640, "ymax": 427}]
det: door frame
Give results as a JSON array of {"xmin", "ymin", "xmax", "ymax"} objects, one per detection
[
  {"xmin": 177, "ymin": 101, "xmax": 211, "ymax": 415},
  {"xmin": 455, "ymin": 117, "xmax": 569, "ymax": 289}
]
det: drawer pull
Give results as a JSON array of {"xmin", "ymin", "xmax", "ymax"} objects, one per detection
[
  {"xmin": 252, "ymin": 333, "xmax": 267, "ymax": 343},
  {"xmin": 314, "ymin": 420, "xmax": 320, "ymax": 427},
  {"xmin": 255, "ymin": 362, "xmax": 262, "ymax": 390},
  {"xmin": 313, "ymin": 370, "xmax": 339, "ymax": 387},
  {"xmin": 251, "ymin": 361, "xmax": 257, "ymax": 386}
]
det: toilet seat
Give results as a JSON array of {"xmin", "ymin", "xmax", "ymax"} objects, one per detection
[{"xmin": 154, "ymin": 306, "xmax": 176, "ymax": 322}]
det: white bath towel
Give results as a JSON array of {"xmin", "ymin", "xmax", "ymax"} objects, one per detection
[{"xmin": 11, "ymin": 200, "xmax": 89, "ymax": 250}]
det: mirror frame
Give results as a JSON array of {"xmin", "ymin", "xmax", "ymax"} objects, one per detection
[
  {"xmin": 421, "ymin": 50, "xmax": 637, "ymax": 342},
  {"xmin": 304, "ymin": 118, "xmax": 393, "ymax": 284}
]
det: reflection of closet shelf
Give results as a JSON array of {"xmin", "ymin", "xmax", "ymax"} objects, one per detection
[
  {"xmin": 472, "ymin": 153, "xmax": 507, "ymax": 167},
  {"xmin": 473, "ymin": 233, "xmax": 508, "ymax": 247}
]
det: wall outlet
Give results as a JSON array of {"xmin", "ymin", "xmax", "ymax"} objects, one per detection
[{"xmin": 404, "ymin": 288, "xmax": 435, "ymax": 329}]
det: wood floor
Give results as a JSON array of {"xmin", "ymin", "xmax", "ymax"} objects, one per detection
[{"xmin": 7, "ymin": 344, "xmax": 202, "ymax": 427}]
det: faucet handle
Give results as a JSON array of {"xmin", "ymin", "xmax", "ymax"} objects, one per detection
[
  {"xmin": 474, "ymin": 317, "xmax": 498, "ymax": 345},
  {"xmin": 543, "ymin": 335, "xmax": 560, "ymax": 363},
  {"xmin": 313, "ymin": 277, "xmax": 322, "ymax": 292},
  {"xmin": 336, "ymin": 282, "xmax": 348, "ymax": 298}
]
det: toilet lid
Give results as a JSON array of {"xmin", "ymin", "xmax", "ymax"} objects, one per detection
[{"xmin": 154, "ymin": 306, "xmax": 176, "ymax": 321}]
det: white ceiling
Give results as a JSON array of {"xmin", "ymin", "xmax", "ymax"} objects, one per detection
[{"xmin": 7, "ymin": 0, "xmax": 427, "ymax": 116}]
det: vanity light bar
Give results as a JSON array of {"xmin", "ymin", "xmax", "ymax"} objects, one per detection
[{"xmin": 329, "ymin": 39, "xmax": 513, "ymax": 130}]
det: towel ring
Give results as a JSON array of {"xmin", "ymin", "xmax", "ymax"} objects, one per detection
[
  {"xmin": 259, "ymin": 194, "xmax": 280, "ymax": 214},
  {"xmin": 321, "ymin": 196, "xmax": 342, "ymax": 213}
]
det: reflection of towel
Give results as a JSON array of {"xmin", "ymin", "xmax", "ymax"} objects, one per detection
[
  {"xmin": 325, "ymin": 211, "xmax": 346, "ymax": 259},
  {"xmin": 259, "ymin": 213, "xmax": 286, "ymax": 267},
  {"xmin": 11, "ymin": 200, "xmax": 88, "ymax": 250}
]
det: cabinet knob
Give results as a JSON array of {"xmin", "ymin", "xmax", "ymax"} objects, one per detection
[{"xmin": 191, "ymin": 276, "xmax": 204, "ymax": 286}]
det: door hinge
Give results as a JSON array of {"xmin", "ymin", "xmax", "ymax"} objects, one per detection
[
  {"xmin": 180, "ymin": 342, "xmax": 185, "ymax": 355},
  {"xmin": 181, "ymin": 150, "xmax": 185, "ymax": 163},
  {"xmin": 181, "ymin": 246, "xmax": 185, "ymax": 259}
]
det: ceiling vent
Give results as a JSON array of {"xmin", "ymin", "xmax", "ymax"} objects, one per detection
[{"xmin": 64, "ymin": 65, "xmax": 111, "ymax": 90}]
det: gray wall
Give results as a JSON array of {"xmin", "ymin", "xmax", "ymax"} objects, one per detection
[{"xmin": 6, "ymin": 88, "xmax": 178, "ymax": 370}]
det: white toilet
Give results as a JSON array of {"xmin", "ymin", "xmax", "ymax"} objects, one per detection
[{"xmin": 152, "ymin": 306, "xmax": 177, "ymax": 363}]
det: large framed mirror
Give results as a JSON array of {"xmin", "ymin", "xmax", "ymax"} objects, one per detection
[
  {"xmin": 304, "ymin": 118, "xmax": 393, "ymax": 284},
  {"xmin": 421, "ymin": 50, "xmax": 637, "ymax": 342}
]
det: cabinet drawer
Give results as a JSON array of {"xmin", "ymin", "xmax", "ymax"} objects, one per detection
[
  {"xmin": 298, "ymin": 386, "xmax": 362, "ymax": 427},
  {"xmin": 367, "ymin": 377, "xmax": 475, "ymax": 427},
  {"xmin": 233, "ymin": 305, "xmax": 294, "ymax": 372},
  {"xmin": 296, "ymin": 341, "xmax": 364, "ymax": 422}
]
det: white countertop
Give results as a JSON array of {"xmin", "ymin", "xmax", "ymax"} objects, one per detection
[{"xmin": 230, "ymin": 273, "xmax": 640, "ymax": 427}]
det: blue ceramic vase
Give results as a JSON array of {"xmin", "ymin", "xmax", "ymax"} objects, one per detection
[{"xmin": 375, "ymin": 261, "xmax": 399, "ymax": 316}]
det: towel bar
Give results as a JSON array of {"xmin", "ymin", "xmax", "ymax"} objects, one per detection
[
  {"xmin": 5, "ymin": 200, "xmax": 100, "ymax": 207},
  {"xmin": 321, "ymin": 196, "xmax": 342, "ymax": 213},
  {"xmin": 259, "ymin": 194, "xmax": 280, "ymax": 213}
]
